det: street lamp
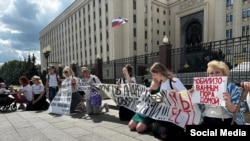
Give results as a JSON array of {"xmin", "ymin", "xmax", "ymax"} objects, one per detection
[
  {"xmin": 42, "ymin": 45, "xmax": 52, "ymax": 69},
  {"xmin": 71, "ymin": 60, "xmax": 77, "ymax": 76},
  {"xmin": 163, "ymin": 36, "xmax": 169, "ymax": 44}
]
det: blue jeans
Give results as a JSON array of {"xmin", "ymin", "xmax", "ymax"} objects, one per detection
[
  {"xmin": 49, "ymin": 87, "xmax": 59, "ymax": 102},
  {"xmin": 70, "ymin": 92, "xmax": 82, "ymax": 111}
]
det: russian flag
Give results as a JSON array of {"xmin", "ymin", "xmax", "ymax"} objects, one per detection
[{"xmin": 112, "ymin": 17, "xmax": 128, "ymax": 27}]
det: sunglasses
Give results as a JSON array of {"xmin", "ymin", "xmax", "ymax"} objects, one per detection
[{"xmin": 63, "ymin": 71, "xmax": 68, "ymax": 74}]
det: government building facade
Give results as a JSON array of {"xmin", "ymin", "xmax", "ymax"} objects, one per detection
[{"xmin": 40, "ymin": 0, "xmax": 250, "ymax": 80}]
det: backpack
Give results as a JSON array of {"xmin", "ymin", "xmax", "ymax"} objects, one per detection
[{"xmin": 90, "ymin": 87, "xmax": 102, "ymax": 107}]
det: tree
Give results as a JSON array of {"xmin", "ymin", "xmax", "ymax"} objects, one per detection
[{"xmin": 0, "ymin": 54, "xmax": 42, "ymax": 85}]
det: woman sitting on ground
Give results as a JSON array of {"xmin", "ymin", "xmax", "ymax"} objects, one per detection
[
  {"xmin": 30, "ymin": 75, "xmax": 48, "ymax": 110},
  {"xmin": 14, "ymin": 76, "xmax": 33, "ymax": 110}
]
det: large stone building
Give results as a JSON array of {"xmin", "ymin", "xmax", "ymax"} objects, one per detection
[{"xmin": 40, "ymin": 0, "xmax": 249, "ymax": 76}]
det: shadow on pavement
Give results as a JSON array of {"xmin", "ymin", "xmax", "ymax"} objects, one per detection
[{"xmin": 69, "ymin": 111, "xmax": 128, "ymax": 125}]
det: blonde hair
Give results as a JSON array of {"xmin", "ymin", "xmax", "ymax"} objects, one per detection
[
  {"xmin": 207, "ymin": 60, "xmax": 229, "ymax": 76},
  {"xmin": 32, "ymin": 75, "xmax": 42, "ymax": 84},
  {"xmin": 63, "ymin": 66, "xmax": 75, "ymax": 77},
  {"xmin": 150, "ymin": 62, "xmax": 174, "ymax": 80}
]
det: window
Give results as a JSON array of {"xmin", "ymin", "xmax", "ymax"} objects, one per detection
[
  {"xmin": 134, "ymin": 42, "xmax": 137, "ymax": 50},
  {"xmin": 133, "ymin": 28, "xmax": 137, "ymax": 37},
  {"xmin": 157, "ymin": 8, "xmax": 159, "ymax": 13},
  {"xmin": 226, "ymin": 0, "xmax": 233, "ymax": 7},
  {"xmin": 226, "ymin": 13, "xmax": 233, "ymax": 22},
  {"xmin": 242, "ymin": 9, "xmax": 247, "ymax": 18},
  {"xmin": 144, "ymin": 5, "xmax": 148, "ymax": 13},
  {"xmin": 145, "ymin": 43, "xmax": 148, "ymax": 52},
  {"xmin": 247, "ymin": 8, "xmax": 250, "ymax": 17},
  {"xmin": 106, "ymin": 17, "xmax": 108, "ymax": 25},
  {"xmin": 226, "ymin": 29, "xmax": 233, "ymax": 39},
  {"xmin": 107, "ymin": 43, "xmax": 109, "ymax": 51},
  {"xmin": 145, "ymin": 31, "xmax": 147, "ymax": 39},
  {"xmin": 106, "ymin": 30, "xmax": 109, "ymax": 38},
  {"xmin": 133, "ymin": 14, "xmax": 136, "ymax": 23},
  {"xmin": 133, "ymin": 0, "xmax": 136, "ymax": 10},
  {"xmin": 242, "ymin": 25, "xmax": 249, "ymax": 36}
]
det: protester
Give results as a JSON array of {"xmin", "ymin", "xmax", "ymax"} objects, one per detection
[
  {"xmin": 46, "ymin": 64, "xmax": 61, "ymax": 103},
  {"xmin": 116, "ymin": 64, "xmax": 136, "ymax": 121},
  {"xmin": 0, "ymin": 82, "xmax": 7, "ymax": 94},
  {"xmin": 190, "ymin": 60, "xmax": 246, "ymax": 125},
  {"xmin": 30, "ymin": 75, "xmax": 48, "ymax": 110},
  {"xmin": 14, "ymin": 76, "xmax": 33, "ymax": 110},
  {"xmin": 128, "ymin": 77, "xmax": 160, "ymax": 133},
  {"xmin": 61, "ymin": 66, "xmax": 82, "ymax": 113},
  {"xmin": 148, "ymin": 62, "xmax": 186, "ymax": 140},
  {"xmin": 78, "ymin": 67, "xmax": 109, "ymax": 115}
]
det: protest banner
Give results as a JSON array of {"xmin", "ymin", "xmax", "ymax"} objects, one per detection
[
  {"xmin": 192, "ymin": 76, "xmax": 228, "ymax": 106},
  {"xmin": 47, "ymin": 85, "xmax": 72, "ymax": 115},
  {"xmin": 96, "ymin": 83, "xmax": 201, "ymax": 128}
]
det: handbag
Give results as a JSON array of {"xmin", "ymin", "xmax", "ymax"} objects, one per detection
[{"xmin": 90, "ymin": 87, "xmax": 102, "ymax": 107}]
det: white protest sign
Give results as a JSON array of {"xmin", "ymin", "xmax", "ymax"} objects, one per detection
[
  {"xmin": 97, "ymin": 83, "xmax": 145, "ymax": 111},
  {"xmin": 96, "ymin": 83, "xmax": 201, "ymax": 128},
  {"xmin": 77, "ymin": 82, "xmax": 92, "ymax": 99},
  {"xmin": 47, "ymin": 85, "xmax": 72, "ymax": 115},
  {"xmin": 192, "ymin": 76, "xmax": 227, "ymax": 106}
]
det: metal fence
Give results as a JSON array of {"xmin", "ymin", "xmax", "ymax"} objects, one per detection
[{"xmin": 99, "ymin": 36, "xmax": 250, "ymax": 85}]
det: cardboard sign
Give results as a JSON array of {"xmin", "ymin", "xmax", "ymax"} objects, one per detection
[
  {"xmin": 96, "ymin": 83, "xmax": 201, "ymax": 128},
  {"xmin": 47, "ymin": 85, "xmax": 72, "ymax": 115},
  {"xmin": 192, "ymin": 76, "xmax": 228, "ymax": 106}
]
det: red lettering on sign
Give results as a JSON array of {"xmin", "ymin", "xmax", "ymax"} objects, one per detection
[
  {"xmin": 196, "ymin": 85, "xmax": 219, "ymax": 91},
  {"xmin": 200, "ymin": 97, "xmax": 219, "ymax": 105}
]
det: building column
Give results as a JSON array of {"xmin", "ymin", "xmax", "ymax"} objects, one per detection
[
  {"xmin": 95, "ymin": 58, "xmax": 103, "ymax": 81},
  {"xmin": 159, "ymin": 44, "xmax": 172, "ymax": 69}
]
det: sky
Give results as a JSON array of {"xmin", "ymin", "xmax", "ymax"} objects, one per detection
[{"xmin": 0, "ymin": 0, "xmax": 74, "ymax": 65}]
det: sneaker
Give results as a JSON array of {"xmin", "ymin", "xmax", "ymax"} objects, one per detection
[
  {"xmin": 18, "ymin": 104, "xmax": 25, "ymax": 109},
  {"xmin": 103, "ymin": 103, "xmax": 109, "ymax": 112}
]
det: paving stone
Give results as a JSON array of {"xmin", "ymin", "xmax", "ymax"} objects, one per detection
[
  {"xmin": 63, "ymin": 126, "xmax": 91, "ymax": 137},
  {"xmin": 0, "ymin": 133, "xmax": 23, "ymax": 141}
]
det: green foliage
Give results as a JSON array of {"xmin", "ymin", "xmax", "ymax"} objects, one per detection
[{"xmin": 0, "ymin": 54, "xmax": 41, "ymax": 86}]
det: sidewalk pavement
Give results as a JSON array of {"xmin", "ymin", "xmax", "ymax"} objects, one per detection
[
  {"xmin": 1, "ymin": 99, "xmax": 249, "ymax": 141},
  {"xmin": 0, "ymin": 99, "xmax": 160, "ymax": 141}
]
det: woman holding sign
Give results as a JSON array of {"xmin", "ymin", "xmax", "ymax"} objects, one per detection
[
  {"xmin": 117, "ymin": 64, "xmax": 137, "ymax": 121},
  {"xmin": 191, "ymin": 60, "xmax": 246, "ymax": 125},
  {"xmin": 149, "ymin": 62, "xmax": 187, "ymax": 140},
  {"xmin": 61, "ymin": 66, "xmax": 82, "ymax": 113}
]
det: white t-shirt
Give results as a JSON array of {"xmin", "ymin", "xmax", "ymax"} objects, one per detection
[
  {"xmin": 118, "ymin": 76, "xmax": 136, "ymax": 84},
  {"xmin": 160, "ymin": 77, "xmax": 186, "ymax": 91},
  {"xmin": 32, "ymin": 84, "xmax": 44, "ymax": 95},
  {"xmin": 46, "ymin": 73, "xmax": 59, "ymax": 87},
  {"xmin": 78, "ymin": 75, "xmax": 102, "ymax": 99},
  {"xmin": 21, "ymin": 85, "xmax": 33, "ymax": 101}
]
